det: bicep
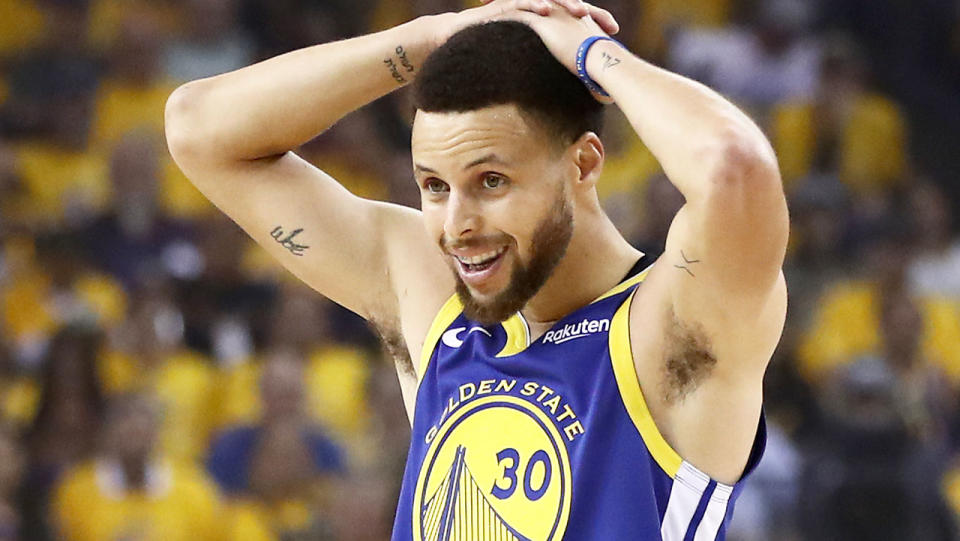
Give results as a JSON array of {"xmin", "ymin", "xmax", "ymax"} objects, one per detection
[
  {"xmin": 661, "ymin": 171, "xmax": 789, "ymax": 368},
  {"xmin": 177, "ymin": 151, "xmax": 448, "ymax": 322}
]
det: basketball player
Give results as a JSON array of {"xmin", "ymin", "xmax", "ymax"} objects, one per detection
[{"xmin": 165, "ymin": 1, "xmax": 788, "ymax": 538}]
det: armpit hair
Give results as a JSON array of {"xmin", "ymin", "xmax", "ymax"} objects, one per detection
[
  {"xmin": 370, "ymin": 319, "xmax": 414, "ymax": 378},
  {"xmin": 662, "ymin": 308, "xmax": 717, "ymax": 404}
]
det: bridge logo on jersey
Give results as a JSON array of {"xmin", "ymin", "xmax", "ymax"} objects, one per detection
[{"xmin": 413, "ymin": 395, "xmax": 572, "ymax": 541}]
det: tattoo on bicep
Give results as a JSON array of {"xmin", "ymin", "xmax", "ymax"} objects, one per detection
[
  {"xmin": 270, "ymin": 226, "xmax": 310, "ymax": 256},
  {"xmin": 600, "ymin": 52, "xmax": 621, "ymax": 70},
  {"xmin": 384, "ymin": 45, "xmax": 416, "ymax": 85},
  {"xmin": 674, "ymin": 250, "xmax": 701, "ymax": 278}
]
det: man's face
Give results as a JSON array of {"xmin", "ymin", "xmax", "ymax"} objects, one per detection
[{"xmin": 412, "ymin": 105, "xmax": 574, "ymax": 324}]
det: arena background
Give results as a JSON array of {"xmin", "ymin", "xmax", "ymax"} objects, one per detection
[{"xmin": 1, "ymin": 0, "xmax": 959, "ymax": 539}]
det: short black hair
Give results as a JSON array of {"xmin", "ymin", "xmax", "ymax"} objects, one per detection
[{"xmin": 413, "ymin": 20, "xmax": 604, "ymax": 147}]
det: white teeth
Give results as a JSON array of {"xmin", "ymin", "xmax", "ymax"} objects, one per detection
[{"xmin": 457, "ymin": 247, "xmax": 505, "ymax": 266}]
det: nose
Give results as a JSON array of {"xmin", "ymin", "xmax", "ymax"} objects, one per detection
[{"xmin": 443, "ymin": 192, "xmax": 481, "ymax": 240}]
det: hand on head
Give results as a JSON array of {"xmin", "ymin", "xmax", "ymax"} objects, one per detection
[
  {"xmin": 479, "ymin": 0, "xmax": 619, "ymax": 35},
  {"xmin": 437, "ymin": 1, "xmax": 621, "ymax": 104},
  {"xmin": 436, "ymin": 0, "xmax": 619, "ymax": 49}
]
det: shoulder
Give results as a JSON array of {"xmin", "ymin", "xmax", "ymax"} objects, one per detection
[
  {"xmin": 210, "ymin": 425, "xmax": 258, "ymax": 448},
  {"xmin": 55, "ymin": 461, "xmax": 97, "ymax": 496},
  {"xmin": 171, "ymin": 462, "xmax": 221, "ymax": 505},
  {"xmin": 52, "ymin": 461, "xmax": 100, "ymax": 519}
]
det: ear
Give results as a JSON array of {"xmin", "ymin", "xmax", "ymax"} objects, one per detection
[{"xmin": 571, "ymin": 132, "xmax": 605, "ymax": 189}]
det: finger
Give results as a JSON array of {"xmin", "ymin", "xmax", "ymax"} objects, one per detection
[
  {"xmin": 513, "ymin": 0, "xmax": 552, "ymax": 16},
  {"xmin": 586, "ymin": 4, "xmax": 620, "ymax": 35},
  {"xmin": 547, "ymin": 0, "xmax": 590, "ymax": 18},
  {"xmin": 480, "ymin": 0, "xmax": 547, "ymax": 13}
]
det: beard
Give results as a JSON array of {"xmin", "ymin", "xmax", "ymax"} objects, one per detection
[{"xmin": 450, "ymin": 190, "xmax": 574, "ymax": 324}]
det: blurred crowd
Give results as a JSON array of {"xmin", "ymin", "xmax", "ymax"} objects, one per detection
[{"xmin": 0, "ymin": 0, "xmax": 958, "ymax": 539}]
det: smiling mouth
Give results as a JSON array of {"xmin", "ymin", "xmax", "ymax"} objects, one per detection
[{"xmin": 454, "ymin": 246, "xmax": 508, "ymax": 274}]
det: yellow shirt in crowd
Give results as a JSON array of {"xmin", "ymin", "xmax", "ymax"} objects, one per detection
[
  {"xmin": 54, "ymin": 459, "xmax": 223, "ymax": 541},
  {"xmin": 799, "ymin": 281, "xmax": 960, "ymax": 384}
]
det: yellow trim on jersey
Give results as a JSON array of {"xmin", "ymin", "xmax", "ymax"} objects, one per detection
[
  {"xmin": 593, "ymin": 256, "xmax": 653, "ymax": 303},
  {"xmin": 609, "ymin": 289, "xmax": 683, "ymax": 478},
  {"xmin": 497, "ymin": 312, "xmax": 530, "ymax": 357},
  {"xmin": 417, "ymin": 295, "xmax": 464, "ymax": 383}
]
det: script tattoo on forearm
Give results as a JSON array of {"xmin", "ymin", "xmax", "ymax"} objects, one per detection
[
  {"xmin": 600, "ymin": 52, "xmax": 621, "ymax": 70},
  {"xmin": 384, "ymin": 45, "xmax": 416, "ymax": 85},
  {"xmin": 271, "ymin": 226, "xmax": 310, "ymax": 256},
  {"xmin": 674, "ymin": 250, "xmax": 701, "ymax": 278}
]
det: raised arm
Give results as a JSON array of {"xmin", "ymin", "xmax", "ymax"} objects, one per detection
[
  {"xmin": 164, "ymin": 16, "xmax": 451, "ymax": 327},
  {"xmin": 516, "ymin": 4, "xmax": 787, "ymax": 481},
  {"xmin": 586, "ymin": 42, "xmax": 789, "ymax": 329},
  {"xmin": 164, "ymin": 1, "xmax": 619, "ymax": 381}
]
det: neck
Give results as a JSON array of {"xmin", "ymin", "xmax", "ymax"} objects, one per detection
[
  {"xmin": 121, "ymin": 457, "xmax": 149, "ymax": 490},
  {"xmin": 522, "ymin": 208, "xmax": 640, "ymax": 334}
]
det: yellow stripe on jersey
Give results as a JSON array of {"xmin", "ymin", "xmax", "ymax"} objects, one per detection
[
  {"xmin": 593, "ymin": 257, "xmax": 653, "ymax": 303},
  {"xmin": 609, "ymin": 288, "xmax": 683, "ymax": 478},
  {"xmin": 418, "ymin": 295, "xmax": 464, "ymax": 383},
  {"xmin": 497, "ymin": 312, "xmax": 530, "ymax": 357}
]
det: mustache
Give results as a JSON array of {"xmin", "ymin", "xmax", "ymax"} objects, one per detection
[{"xmin": 440, "ymin": 233, "xmax": 512, "ymax": 252}]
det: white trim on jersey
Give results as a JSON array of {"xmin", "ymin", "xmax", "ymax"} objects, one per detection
[
  {"xmin": 693, "ymin": 483, "xmax": 733, "ymax": 541},
  {"xmin": 660, "ymin": 462, "xmax": 711, "ymax": 540}
]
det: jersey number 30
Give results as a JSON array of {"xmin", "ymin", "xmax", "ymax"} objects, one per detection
[{"xmin": 491, "ymin": 448, "xmax": 552, "ymax": 501}]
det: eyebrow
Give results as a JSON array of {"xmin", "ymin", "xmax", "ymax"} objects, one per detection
[{"xmin": 414, "ymin": 153, "xmax": 510, "ymax": 175}]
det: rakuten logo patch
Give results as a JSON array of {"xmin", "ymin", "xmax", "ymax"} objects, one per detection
[{"xmin": 542, "ymin": 318, "xmax": 610, "ymax": 345}]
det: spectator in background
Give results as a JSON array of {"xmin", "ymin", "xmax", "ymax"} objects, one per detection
[
  {"xmin": 208, "ymin": 351, "xmax": 343, "ymax": 497},
  {"xmin": 668, "ymin": 0, "xmax": 821, "ymax": 109},
  {"xmin": 82, "ymin": 131, "xmax": 199, "ymax": 290},
  {"xmin": 210, "ymin": 352, "xmax": 343, "ymax": 540},
  {"xmin": 801, "ymin": 349, "xmax": 957, "ymax": 540},
  {"xmin": 0, "ymin": 1, "xmax": 99, "ymax": 142},
  {"xmin": 20, "ymin": 325, "xmax": 105, "ymax": 541},
  {"xmin": 53, "ymin": 392, "xmax": 223, "ymax": 541},
  {"xmin": 103, "ymin": 275, "xmax": 218, "ymax": 463},
  {"xmin": 178, "ymin": 214, "xmax": 273, "ymax": 360},
  {"xmin": 162, "ymin": 0, "xmax": 254, "ymax": 82},
  {"xmin": 215, "ymin": 281, "xmax": 375, "ymax": 455},
  {"xmin": 798, "ymin": 254, "xmax": 959, "ymax": 540},
  {"xmin": 783, "ymin": 171, "xmax": 851, "ymax": 329},
  {"xmin": 0, "ymin": 425, "xmax": 25, "ymax": 541},
  {"xmin": 907, "ymin": 180, "xmax": 960, "ymax": 300},
  {"xmin": 875, "ymin": 289, "xmax": 956, "ymax": 446},
  {"xmin": 771, "ymin": 35, "xmax": 906, "ymax": 193},
  {"xmin": 329, "ymin": 359, "xmax": 413, "ymax": 541},
  {"xmin": 233, "ymin": 417, "xmax": 338, "ymax": 540},
  {"xmin": 2, "ymin": 232, "xmax": 126, "ymax": 371},
  {"xmin": 797, "ymin": 217, "xmax": 960, "ymax": 386},
  {"xmin": 90, "ymin": 8, "xmax": 175, "ymax": 151}
]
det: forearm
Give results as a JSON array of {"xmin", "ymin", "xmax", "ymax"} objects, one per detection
[
  {"xmin": 588, "ymin": 41, "xmax": 779, "ymax": 200},
  {"xmin": 166, "ymin": 16, "xmax": 439, "ymax": 161}
]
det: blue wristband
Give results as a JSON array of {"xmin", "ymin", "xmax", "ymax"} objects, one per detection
[{"xmin": 575, "ymin": 36, "xmax": 625, "ymax": 97}]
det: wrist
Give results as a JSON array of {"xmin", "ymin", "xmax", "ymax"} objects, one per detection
[
  {"xmin": 584, "ymin": 39, "xmax": 627, "ymax": 92},
  {"xmin": 415, "ymin": 13, "xmax": 455, "ymax": 51},
  {"xmin": 380, "ymin": 16, "xmax": 442, "ymax": 83}
]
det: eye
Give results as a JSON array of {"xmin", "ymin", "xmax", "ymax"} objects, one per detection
[
  {"xmin": 424, "ymin": 178, "xmax": 449, "ymax": 194},
  {"xmin": 482, "ymin": 174, "xmax": 506, "ymax": 190}
]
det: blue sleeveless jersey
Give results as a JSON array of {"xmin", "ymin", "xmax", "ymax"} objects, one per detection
[{"xmin": 392, "ymin": 257, "xmax": 766, "ymax": 540}]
